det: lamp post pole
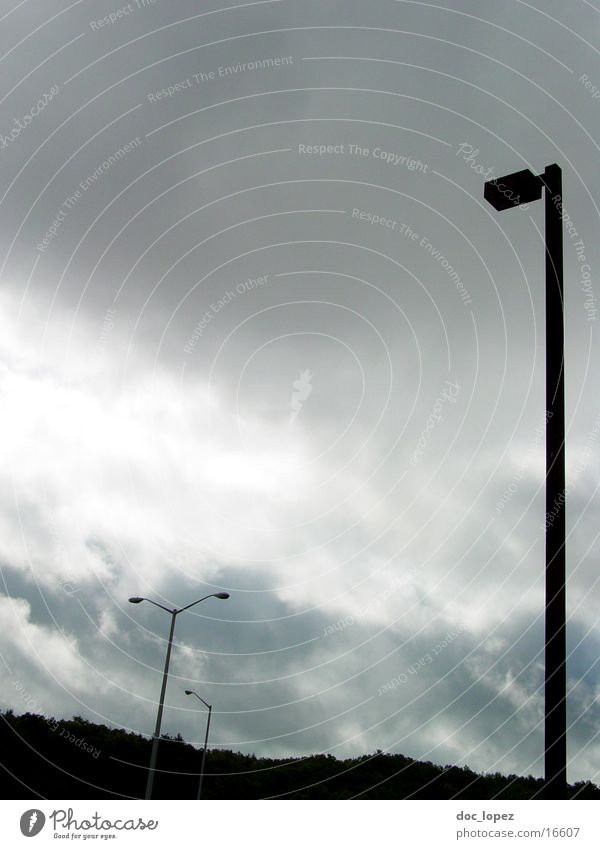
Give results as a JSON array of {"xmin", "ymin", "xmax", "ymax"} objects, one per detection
[
  {"xmin": 145, "ymin": 607, "xmax": 177, "ymax": 802},
  {"xmin": 484, "ymin": 165, "xmax": 566, "ymax": 798},
  {"xmin": 129, "ymin": 592, "xmax": 229, "ymax": 800},
  {"xmin": 198, "ymin": 704, "xmax": 212, "ymax": 801},
  {"xmin": 185, "ymin": 689, "xmax": 212, "ymax": 800},
  {"xmin": 541, "ymin": 164, "xmax": 566, "ymax": 799}
]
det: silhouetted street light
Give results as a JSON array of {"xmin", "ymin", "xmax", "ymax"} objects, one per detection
[
  {"xmin": 185, "ymin": 689, "xmax": 213, "ymax": 800},
  {"xmin": 484, "ymin": 164, "xmax": 566, "ymax": 798},
  {"xmin": 129, "ymin": 592, "xmax": 229, "ymax": 799}
]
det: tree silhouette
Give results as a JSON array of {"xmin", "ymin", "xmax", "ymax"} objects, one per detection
[{"xmin": 1, "ymin": 710, "xmax": 597, "ymax": 800}]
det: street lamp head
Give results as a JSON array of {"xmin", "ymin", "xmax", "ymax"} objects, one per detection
[
  {"xmin": 128, "ymin": 597, "xmax": 144, "ymax": 604},
  {"xmin": 484, "ymin": 168, "xmax": 543, "ymax": 211},
  {"xmin": 214, "ymin": 592, "xmax": 230, "ymax": 599},
  {"xmin": 184, "ymin": 690, "xmax": 194, "ymax": 695}
]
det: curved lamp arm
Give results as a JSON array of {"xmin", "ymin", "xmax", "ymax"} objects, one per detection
[
  {"xmin": 128, "ymin": 597, "xmax": 173, "ymax": 614},
  {"xmin": 177, "ymin": 592, "xmax": 229, "ymax": 614}
]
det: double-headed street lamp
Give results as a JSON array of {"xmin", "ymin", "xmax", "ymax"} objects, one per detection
[
  {"xmin": 185, "ymin": 689, "xmax": 213, "ymax": 800},
  {"xmin": 129, "ymin": 592, "xmax": 229, "ymax": 800},
  {"xmin": 484, "ymin": 164, "xmax": 566, "ymax": 798}
]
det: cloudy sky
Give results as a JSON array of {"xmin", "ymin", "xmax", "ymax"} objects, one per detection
[{"xmin": 1, "ymin": 0, "xmax": 600, "ymax": 790}]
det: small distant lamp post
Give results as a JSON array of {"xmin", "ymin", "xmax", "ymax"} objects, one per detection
[
  {"xmin": 484, "ymin": 165, "xmax": 566, "ymax": 798},
  {"xmin": 185, "ymin": 689, "xmax": 213, "ymax": 800},
  {"xmin": 128, "ymin": 592, "xmax": 229, "ymax": 799}
]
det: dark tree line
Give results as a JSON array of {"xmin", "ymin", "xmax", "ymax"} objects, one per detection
[{"xmin": 1, "ymin": 710, "xmax": 598, "ymax": 800}]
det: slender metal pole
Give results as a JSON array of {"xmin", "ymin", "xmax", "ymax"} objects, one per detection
[
  {"xmin": 145, "ymin": 609, "xmax": 177, "ymax": 800},
  {"xmin": 541, "ymin": 163, "xmax": 567, "ymax": 798},
  {"xmin": 197, "ymin": 704, "xmax": 212, "ymax": 800}
]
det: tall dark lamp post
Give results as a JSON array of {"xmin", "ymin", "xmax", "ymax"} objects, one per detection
[
  {"xmin": 185, "ymin": 689, "xmax": 213, "ymax": 800},
  {"xmin": 484, "ymin": 164, "xmax": 566, "ymax": 798},
  {"xmin": 129, "ymin": 592, "xmax": 230, "ymax": 800}
]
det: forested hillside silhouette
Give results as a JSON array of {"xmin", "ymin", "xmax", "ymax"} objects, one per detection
[{"xmin": 2, "ymin": 710, "xmax": 598, "ymax": 800}]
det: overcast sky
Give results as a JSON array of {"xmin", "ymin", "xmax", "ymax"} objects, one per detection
[{"xmin": 1, "ymin": 0, "xmax": 600, "ymax": 791}]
